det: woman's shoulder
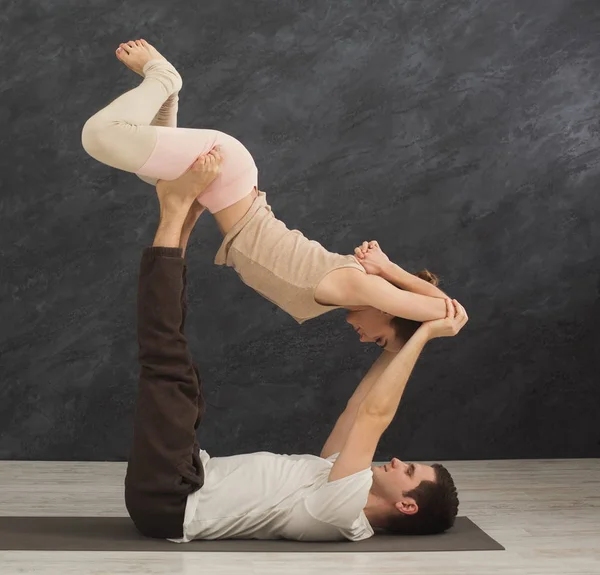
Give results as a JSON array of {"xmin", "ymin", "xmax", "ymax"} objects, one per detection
[{"xmin": 314, "ymin": 264, "xmax": 367, "ymax": 307}]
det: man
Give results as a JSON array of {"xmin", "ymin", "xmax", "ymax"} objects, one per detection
[{"xmin": 124, "ymin": 149, "xmax": 469, "ymax": 543}]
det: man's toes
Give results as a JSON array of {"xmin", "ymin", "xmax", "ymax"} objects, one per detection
[
  {"xmin": 191, "ymin": 156, "xmax": 205, "ymax": 171},
  {"xmin": 140, "ymin": 39, "xmax": 149, "ymax": 47},
  {"xmin": 126, "ymin": 40, "xmax": 136, "ymax": 48},
  {"xmin": 119, "ymin": 43, "xmax": 131, "ymax": 54}
]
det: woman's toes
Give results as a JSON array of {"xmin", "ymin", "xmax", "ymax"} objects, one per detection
[{"xmin": 127, "ymin": 40, "xmax": 136, "ymax": 48}]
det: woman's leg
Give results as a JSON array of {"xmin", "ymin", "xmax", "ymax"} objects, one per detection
[
  {"xmin": 81, "ymin": 41, "xmax": 182, "ymax": 173},
  {"xmin": 81, "ymin": 40, "xmax": 258, "ymax": 213},
  {"xmin": 152, "ymin": 93, "xmax": 179, "ymax": 129}
]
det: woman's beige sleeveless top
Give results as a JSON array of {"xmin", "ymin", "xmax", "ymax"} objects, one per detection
[{"xmin": 214, "ymin": 192, "xmax": 364, "ymax": 324}]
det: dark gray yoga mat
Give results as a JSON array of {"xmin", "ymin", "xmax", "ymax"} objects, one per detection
[{"xmin": 0, "ymin": 516, "xmax": 503, "ymax": 552}]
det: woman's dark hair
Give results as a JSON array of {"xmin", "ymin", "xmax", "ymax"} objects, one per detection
[
  {"xmin": 390, "ymin": 270, "xmax": 440, "ymax": 341},
  {"xmin": 385, "ymin": 463, "xmax": 459, "ymax": 535}
]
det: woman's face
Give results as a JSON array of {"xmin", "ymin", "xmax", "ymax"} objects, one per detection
[{"xmin": 346, "ymin": 308, "xmax": 404, "ymax": 352}]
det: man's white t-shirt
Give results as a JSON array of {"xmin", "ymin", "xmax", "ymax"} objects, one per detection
[{"xmin": 170, "ymin": 450, "xmax": 374, "ymax": 542}]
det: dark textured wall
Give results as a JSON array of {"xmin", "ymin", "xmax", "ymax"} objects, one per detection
[{"xmin": 1, "ymin": 0, "xmax": 599, "ymax": 462}]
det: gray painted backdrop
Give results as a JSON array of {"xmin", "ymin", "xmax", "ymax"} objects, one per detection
[{"xmin": 1, "ymin": 0, "xmax": 599, "ymax": 461}]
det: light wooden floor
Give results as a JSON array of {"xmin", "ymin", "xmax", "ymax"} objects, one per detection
[{"xmin": 0, "ymin": 459, "xmax": 598, "ymax": 574}]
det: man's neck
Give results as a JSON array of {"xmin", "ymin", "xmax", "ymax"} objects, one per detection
[{"xmin": 363, "ymin": 491, "xmax": 391, "ymax": 529}]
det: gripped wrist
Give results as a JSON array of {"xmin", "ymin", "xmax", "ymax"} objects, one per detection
[
  {"xmin": 380, "ymin": 261, "xmax": 395, "ymax": 277},
  {"xmin": 381, "ymin": 261, "xmax": 403, "ymax": 280},
  {"xmin": 415, "ymin": 323, "xmax": 433, "ymax": 341}
]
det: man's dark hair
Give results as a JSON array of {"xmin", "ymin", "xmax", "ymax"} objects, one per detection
[{"xmin": 385, "ymin": 463, "xmax": 459, "ymax": 535}]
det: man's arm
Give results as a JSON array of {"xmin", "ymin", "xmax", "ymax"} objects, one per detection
[
  {"xmin": 328, "ymin": 299, "xmax": 468, "ymax": 482},
  {"xmin": 328, "ymin": 327, "xmax": 430, "ymax": 482},
  {"xmin": 320, "ymin": 350, "xmax": 397, "ymax": 459}
]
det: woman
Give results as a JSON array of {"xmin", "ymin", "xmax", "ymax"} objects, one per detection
[{"xmin": 82, "ymin": 40, "xmax": 452, "ymax": 351}]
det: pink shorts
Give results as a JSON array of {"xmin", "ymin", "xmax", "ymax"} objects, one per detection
[{"xmin": 136, "ymin": 128, "xmax": 258, "ymax": 213}]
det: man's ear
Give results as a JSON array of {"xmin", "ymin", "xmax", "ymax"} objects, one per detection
[{"xmin": 395, "ymin": 498, "xmax": 418, "ymax": 516}]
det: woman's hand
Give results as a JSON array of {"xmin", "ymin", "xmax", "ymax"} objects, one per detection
[{"xmin": 354, "ymin": 240, "xmax": 391, "ymax": 276}]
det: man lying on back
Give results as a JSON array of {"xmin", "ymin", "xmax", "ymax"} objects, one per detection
[{"xmin": 123, "ymin": 151, "xmax": 468, "ymax": 542}]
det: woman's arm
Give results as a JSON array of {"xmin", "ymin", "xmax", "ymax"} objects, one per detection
[
  {"xmin": 355, "ymin": 241, "xmax": 448, "ymax": 299},
  {"xmin": 381, "ymin": 262, "xmax": 448, "ymax": 299},
  {"xmin": 352, "ymin": 273, "xmax": 447, "ymax": 321},
  {"xmin": 318, "ymin": 268, "xmax": 447, "ymax": 322}
]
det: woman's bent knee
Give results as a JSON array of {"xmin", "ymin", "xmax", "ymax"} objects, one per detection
[
  {"xmin": 81, "ymin": 114, "xmax": 124, "ymax": 163},
  {"xmin": 81, "ymin": 116, "xmax": 157, "ymax": 172},
  {"xmin": 81, "ymin": 115, "xmax": 107, "ymax": 160}
]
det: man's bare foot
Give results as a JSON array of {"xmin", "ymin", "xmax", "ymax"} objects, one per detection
[
  {"xmin": 152, "ymin": 148, "xmax": 222, "ymax": 250},
  {"xmin": 115, "ymin": 39, "xmax": 167, "ymax": 77},
  {"xmin": 156, "ymin": 147, "xmax": 224, "ymax": 213}
]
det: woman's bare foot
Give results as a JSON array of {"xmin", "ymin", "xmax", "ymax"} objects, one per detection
[{"xmin": 115, "ymin": 39, "xmax": 167, "ymax": 77}]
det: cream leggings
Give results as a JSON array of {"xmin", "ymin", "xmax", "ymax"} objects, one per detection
[{"xmin": 81, "ymin": 59, "xmax": 257, "ymax": 212}]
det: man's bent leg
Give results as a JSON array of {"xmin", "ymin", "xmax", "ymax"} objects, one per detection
[{"xmin": 125, "ymin": 246, "xmax": 204, "ymax": 539}]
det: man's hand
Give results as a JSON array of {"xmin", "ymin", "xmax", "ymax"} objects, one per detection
[
  {"xmin": 354, "ymin": 240, "xmax": 391, "ymax": 275},
  {"xmin": 156, "ymin": 146, "xmax": 223, "ymax": 206},
  {"xmin": 420, "ymin": 298, "xmax": 468, "ymax": 340}
]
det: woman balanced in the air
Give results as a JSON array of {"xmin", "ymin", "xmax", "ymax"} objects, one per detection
[{"xmin": 82, "ymin": 40, "xmax": 453, "ymax": 352}]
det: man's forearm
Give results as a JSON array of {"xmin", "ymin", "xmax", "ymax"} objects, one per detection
[
  {"xmin": 331, "ymin": 351, "xmax": 397, "ymax": 434},
  {"xmin": 360, "ymin": 327, "xmax": 429, "ymax": 422},
  {"xmin": 346, "ymin": 351, "xmax": 397, "ymax": 408},
  {"xmin": 381, "ymin": 262, "xmax": 448, "ymax": 299},
  {"xmin": 320, "ymin": 350, "xmax": 396, "ymax": 458}
]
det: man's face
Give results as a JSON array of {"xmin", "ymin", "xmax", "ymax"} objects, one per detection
[{"xmin": 371, "ymin": 458, "xmax": 437, "ymax": 513}]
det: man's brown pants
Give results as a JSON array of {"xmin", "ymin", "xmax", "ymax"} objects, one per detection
[{"xmin": 124, "ymin": 247, "xmax": 205, "ymax": 539}]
